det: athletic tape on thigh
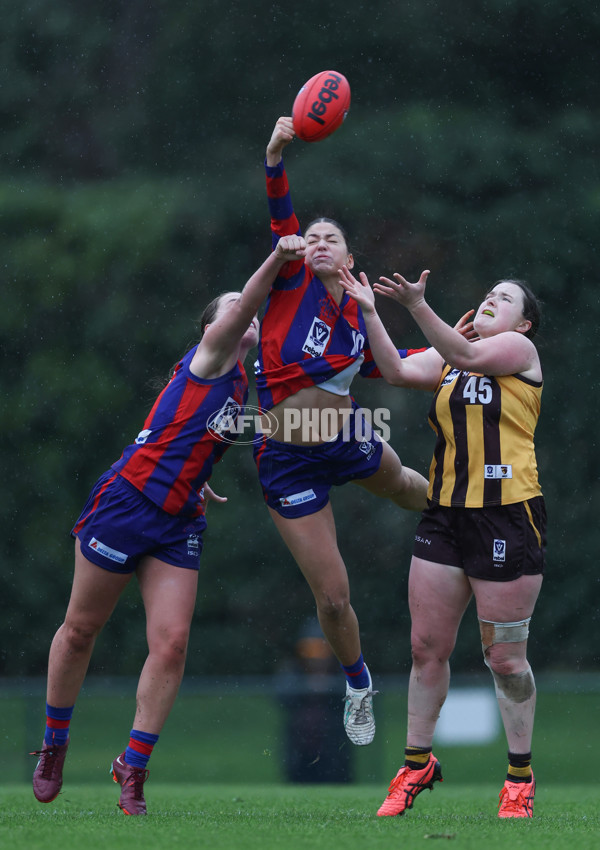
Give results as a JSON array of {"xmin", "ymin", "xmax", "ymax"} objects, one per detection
[{"xmin": 479, "ymin": 617, "xmax": 531, "ymax": 653}]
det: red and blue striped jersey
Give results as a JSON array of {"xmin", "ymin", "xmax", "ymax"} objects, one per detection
[
  {"xmin": 111, "ymin": 346, "xmax": 248, "ymax": 517},
  {"xmin": 255, "ymin": 159, "xmax": 422, "ymax": 410}
]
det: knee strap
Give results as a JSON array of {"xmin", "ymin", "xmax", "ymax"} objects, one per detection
[{"xmin": 479, "ymin": 617, "xmax": 531, "ymax": 654}]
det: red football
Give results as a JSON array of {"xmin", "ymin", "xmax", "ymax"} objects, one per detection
[{"xmin": 292, "ymin": 70, "xmax": 351, "ymax": 143}]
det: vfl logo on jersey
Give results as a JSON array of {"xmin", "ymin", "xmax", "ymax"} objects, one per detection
[
  {"xmin": 441, "ymin": 368, "xmax": 461, "ymax": 387},
  {"xmin": 302, "ymin": 318, "xmax": 332, "ymax": 358},
  {"xmin": 484, "ymin": 464, "xmax": 513, "ymax": 479},
  {"xmin": 89, "ymin": 537, "xmax": 128, "ymax": 565},
  {"xmin": 350, "ymin": 329, "xmax": 365, "ymax": 356},
  {"xmin": 493, "ymin": 538, "xmax": 506, "ymax": 563},
  {"xmin": 135, "ymin": 429, "xmax": 152, "ymax": 445},
  {"xmin": 280, "ymin": 489, "xmax": 317, "ymax": 507},
  {"xmin": 207, "ymin": 397, "xmax": 242, "ymax": 436}
]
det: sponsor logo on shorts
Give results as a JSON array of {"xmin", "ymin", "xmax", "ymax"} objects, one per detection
[
  {"xmin": 89, "ymin": 537, "xmax": 128, "ymax": 564},
  {"xmin": 358, "ymin": 440, "xmax": 375, "ymax": 460},
  {"xmin": 279, "ymin": 489, "xmax": 317, "ymax": 508},
  {"xmin": 187, "ymin": 534, "xmax": 200, "ymax": 557},
  {"xmin": 302, "ymin": 318, "xmax": 332, "ymax": 358},
  {"xmin": 493, "ymin": 538, "xmax": 506, "ymax": 562},
  {"xmin": 484, "ymin": 464, "xmax": 513, "ymax": 479},
  {"xmin": 415, "ymin": 535, "xmax": 431, "ymax": 545}
]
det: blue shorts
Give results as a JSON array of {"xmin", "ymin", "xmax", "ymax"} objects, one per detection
[
  {"xmin": 253, "ymin": 405, "xmax": 383, "ymax": 519},
  {"xmin": 72, "ymin": 470, "xmax": 207, "ymax": 574}
]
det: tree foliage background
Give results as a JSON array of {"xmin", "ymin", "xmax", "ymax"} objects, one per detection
[{"xmin": 2, "ymin": 0, "xmax": 599, "ymax": 678}]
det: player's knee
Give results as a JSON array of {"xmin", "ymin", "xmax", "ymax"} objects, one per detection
[
  {"xmin": 483, "ymin": 641, "xmax": 526, "ymax": 677},
  {"xmin": 317, "ymin": 592, "xmax": 350, "ymax": 621},
  {"xmin": 411, "ymin": 629, "xmax": 454, "ymax": 667},
  {"xmin": 479, "ymin": 616, "xmax": 534, "ymax": 701},
  {"xmin": 151, "ymin": 621, "xmax": 190, "ymax": 658},
  {"xmin": 479, "ymin": 617, "xmax": 530, "ymax": 676},
  {"xmin": 155, "ymin": 636, "xmax": 189, "ymax": 671},
  {"xmin": 63, "ymin": 619, "xmax": 101, "ymax": 652}
]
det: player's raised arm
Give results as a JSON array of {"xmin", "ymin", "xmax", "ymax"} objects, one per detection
[
  {"xmin": 192, "ymin": 235, "xmax": 306, "ymax": 378},
  {"xmin": 375, "ymin": 271, "xmax": 538, "ymax": 377},
  {"xmin": 266, "ymin": 116, "xmax": 296, "ymax": 167},
  {"xmin": 338, "ymin": 265, "xmax": 443, "ymax": 391}
]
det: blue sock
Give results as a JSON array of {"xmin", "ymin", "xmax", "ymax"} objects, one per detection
[
  {"xmin": 341, "ymin": 654, "xmax": 371, "ymax": 690},
  {"xmin": 44, "ymin": 703, "xmax": 74, "ymax": 746},
  {"xmin": 125, "ymin": 729, "xmax": 159, "ymax": 769}
]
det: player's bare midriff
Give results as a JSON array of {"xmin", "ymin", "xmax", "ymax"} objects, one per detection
[{"xmin": 260, "ymin": 385, "xmax": 353, "ymax": 446}]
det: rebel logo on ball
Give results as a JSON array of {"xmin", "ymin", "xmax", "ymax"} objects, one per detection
[{"xmin": 305, "ymin": 72, "xmax": 343, "ymax": 126}]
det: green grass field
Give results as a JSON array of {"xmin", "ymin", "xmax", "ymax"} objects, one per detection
[
  {"xmin": 2, "ymin": 783, "xmax": 599, "ymax": 850},
  {"xmin": 3, "ymin": 679, "xmax": 600, "ymax": 848}
]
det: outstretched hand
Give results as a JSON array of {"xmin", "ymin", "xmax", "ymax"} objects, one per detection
[
  {"xmin": 338, "ymin": 265, "xmax": 376, "ymax": 313},
  {"xmin": 374, "ymin": 270, "xmax": 430, "ymax": 310},
  {"xmin": 275, "ymin": 234, "xmax": 306, "ymax": 262}
]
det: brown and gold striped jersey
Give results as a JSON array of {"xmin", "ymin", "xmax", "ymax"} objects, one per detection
[{"xmin": 427, "ymin": 364, "xmax": 543, "ymax": 507}]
